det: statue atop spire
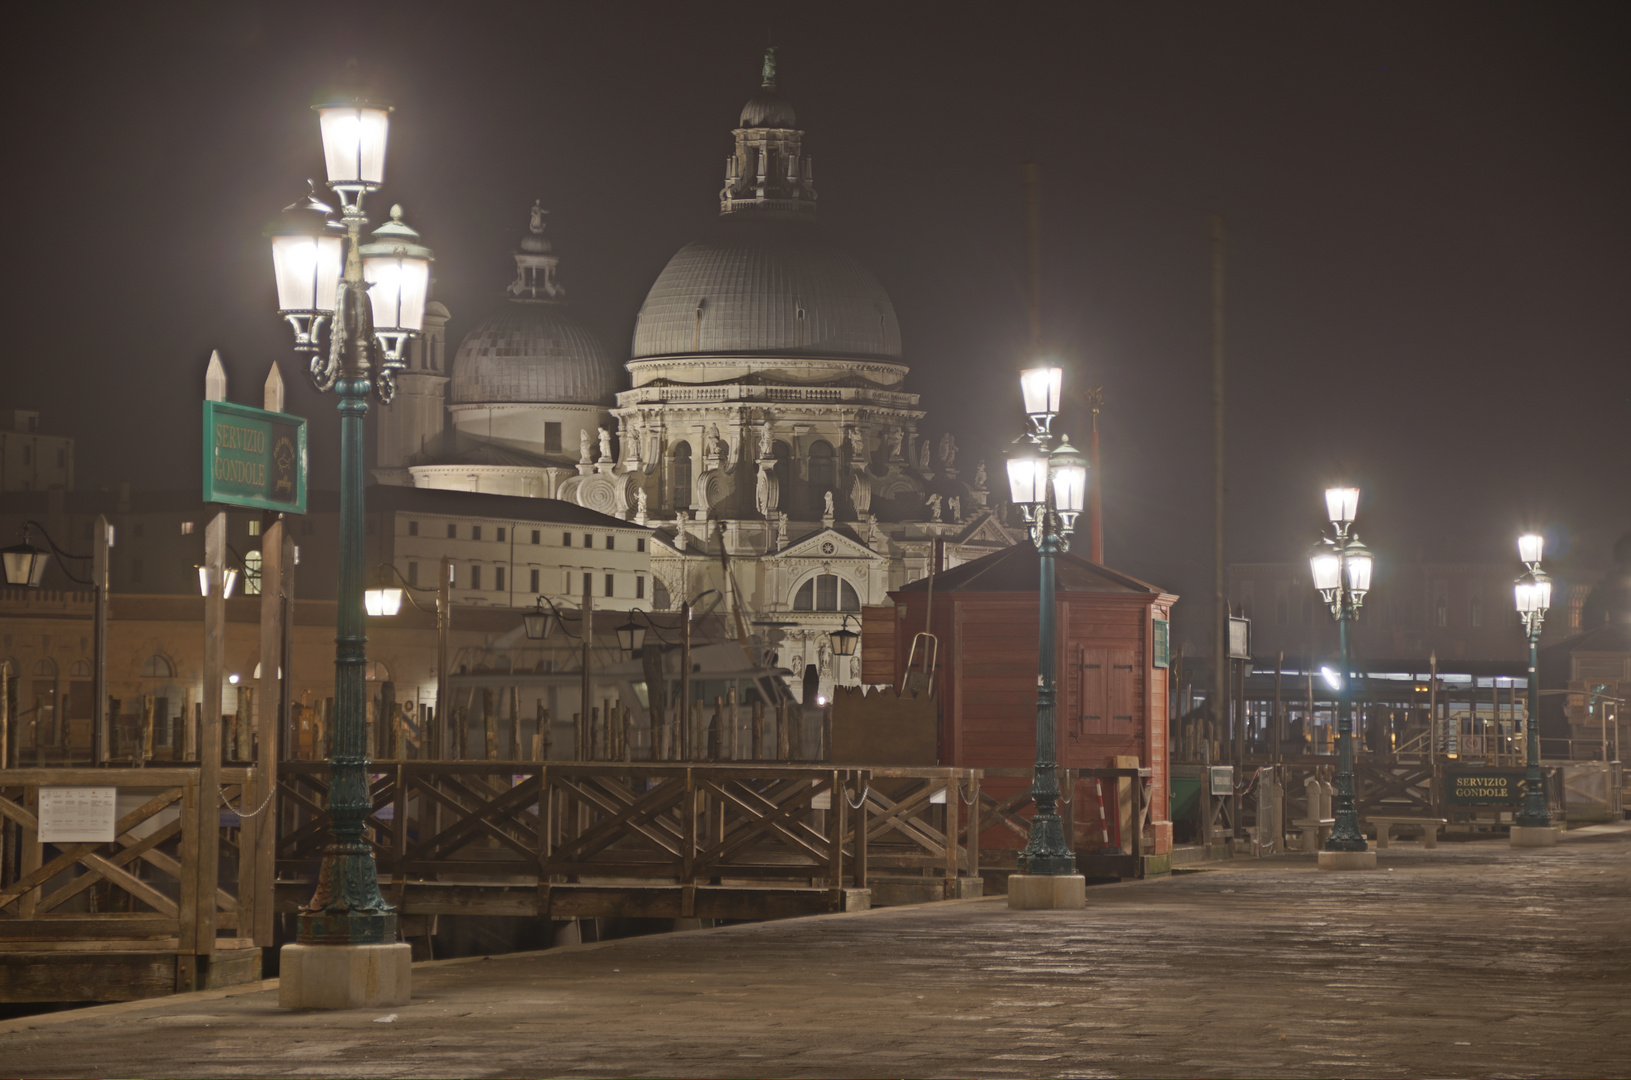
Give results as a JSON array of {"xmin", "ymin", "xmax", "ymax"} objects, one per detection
[{"xmin": 761, "ymin": 45, "xmax": 777, "ymax": 88}]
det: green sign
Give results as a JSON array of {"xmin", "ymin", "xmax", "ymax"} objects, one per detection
[
  {"xmin": 1153, "ymin": 618, "xmax": 1170, "ymax": 669},
  {"xmin": 1444, "ymin": 768, "xmax": 1526, "ymax": 806},
  {"xmin": 202, "ymin": 400, "xmax": 307, "ymax": 513}
]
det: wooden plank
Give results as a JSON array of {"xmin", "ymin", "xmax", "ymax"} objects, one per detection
[
  {"xmin": 0, "ymin": 917, "xmax": 181, "ymax": 941},
  {"xmin": 176, "ymin": 773, "xmax": 198, "ymax": 960},
  {"xmin": 0, "ymin": 952, "xmax": 178, "ymax": 1003}
]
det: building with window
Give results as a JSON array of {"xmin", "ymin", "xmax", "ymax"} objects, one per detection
[
  {"xmin": 0, "ymin": 410, "xmax": 73, "ymax": 492},
  {"xmin": 0, "ymin": 486, "xmax": 649, "ymax": 613}
]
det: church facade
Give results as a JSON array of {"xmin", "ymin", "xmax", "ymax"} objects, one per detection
[{"xmin": 376, "ymin": 51, "xmax": 1016, "ymax": 700}]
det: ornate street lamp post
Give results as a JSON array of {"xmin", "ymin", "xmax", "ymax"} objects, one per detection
[
  {"xmin": 1512, "ymin": 534, "xmax": 1558, "ymax": 846},
  {"xmin": 1006, "ymin": 366, "xmax": 1089, "ymax": 908},
  {"xmin": 1308, "ymin": 487, "xmax": 1377, "ymax": 870},
  {"xmin": 269, "ymin": 90, "xmax": 431, "ymax": 1008}
]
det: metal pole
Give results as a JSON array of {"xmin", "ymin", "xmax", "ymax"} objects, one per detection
[
  {"xmin": 1211, "ymin": 214, "xmax": 1227, "ymax": 771},
  {"xmin": 1017, "ymin": 491, "xmax": 1075, "ymax": 875},
  {"xmin": 680, "ymin": 599, "xmax": 692, "ymax": 760},
  {"xmin": 1326, "ymin": 602, "xmax": 1365, "ymax": 850},
  {"xmin": 91, "ymin": 513, "xmax": 110, "ymax": 766},
  {"xmin": 436, "ymin": 555, "xmax": 450, "ymax": 758},
  {"xmin": 297, "ymin": 219, "xmax": 394, "ymax": 946},
  {"xmin": 1517, "ymin": 628, "xmax": 1549, "ymax": 826}
]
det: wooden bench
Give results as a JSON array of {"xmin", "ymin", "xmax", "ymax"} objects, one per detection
[{"xmin": 1365, "ymin": 816, "xmax": 1447, "ymax": 849}]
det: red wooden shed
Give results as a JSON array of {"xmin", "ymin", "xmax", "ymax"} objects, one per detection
[{"xmin": 863, "ymin": 543, "xmax": 1177, "ymax": 863}]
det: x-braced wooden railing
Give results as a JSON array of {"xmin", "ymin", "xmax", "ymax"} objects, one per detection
[{"xmin": 276, "ymin": 762, "xmax": 984, "ymax": 918}]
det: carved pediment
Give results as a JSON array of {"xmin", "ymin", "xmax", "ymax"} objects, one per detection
[
  {"xmin": 952, "ymin": 512, "xmax": 1019, "ymax": 550},
  {"xmin": 774, "ymin": 527, "xmax": 881, "ymax": 564}
]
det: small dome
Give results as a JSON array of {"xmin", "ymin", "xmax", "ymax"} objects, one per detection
[
  {"xmin": 740, "ymin": 85, "xmax": 796, "ymax": 129},
  {"xmin": 632, "ymin": 222, "xmax": 901, "ymax": 360},
  {"xmin": 451, "ymin": 303, "xmax": 619, "ymax": 405}
]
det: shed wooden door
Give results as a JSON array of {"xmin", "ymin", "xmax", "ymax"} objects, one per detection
[{"xmin": 1072, "ymin": 647, "xmax": 1138, "ymax": 743}]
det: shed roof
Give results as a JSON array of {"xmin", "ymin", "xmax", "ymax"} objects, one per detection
[{"xmin": 895, "ymin": 541, "xmax": 1172, "ymax": 597}]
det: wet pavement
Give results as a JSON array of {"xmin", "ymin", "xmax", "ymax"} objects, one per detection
[{"xmin": 2, "ymin": 825, "xmax": 1628, "ymax": 1078}]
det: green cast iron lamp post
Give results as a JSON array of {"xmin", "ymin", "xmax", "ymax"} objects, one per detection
[
  {"xmin": 1308, "ymin": 487, "xmax": 1374, "ymax": 861},
  {"xmin": 268, "ymin": 91, "xmax": 433, "ymax": 947},
  {"xmin": 1514, "ymin": 534, "xmax": 1552, "ymax": 829},
  {"xmin": 1008, "ymin": 365, "xmax": 1087, "ymax": 877}
]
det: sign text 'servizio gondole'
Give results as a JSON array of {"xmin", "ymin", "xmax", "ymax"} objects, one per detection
[
  {"xmin": 202, "ymin": 400, "xmax": 307, "ymax": 513},
  {"xmin": 1443, "ymin": 768, "xmax": 1526, "ymax": 806}
]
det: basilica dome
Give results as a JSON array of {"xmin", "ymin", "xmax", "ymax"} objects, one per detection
[
  {"xmin": 630, "ymin": 222, "xmax": 902, "ymax": 361},
  {"xmin": 450, "ymin": 202, "xmax": 621, "ymax": 406},
  {"xmin": 451, "ymin": 303, "xmax": 618, "ymax": 405}
]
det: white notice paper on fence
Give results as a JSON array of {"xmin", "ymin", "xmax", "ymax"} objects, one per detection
[{"xmin": 38, "ymin": 787, "xmax": 117, "ymax": 843}]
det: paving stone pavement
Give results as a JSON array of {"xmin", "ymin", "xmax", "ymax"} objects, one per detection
[{"xmin": 2, "ymin": 826, "xmax": 1628, "ymax": 1079}]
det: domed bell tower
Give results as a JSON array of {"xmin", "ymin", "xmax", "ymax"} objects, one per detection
[
  {"xmin": 721, "ymin": 48, "xmax": 817, "ymax": 220},
  {"xmin": 375, "ymin": 294, "xmax": 450, "ymax": 485}
]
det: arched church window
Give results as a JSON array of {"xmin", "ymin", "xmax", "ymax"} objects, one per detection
[
  {"xmin": 808, "ymin": 440, "xmax": 834, "ymax": 512},
  {"xmin": 792, "ymin": 574, "xmax": 861, "ymax": 612},
  {"xmin": 34, "ymin": 658, "xmax": 56, "ymax": 678},
  {"xmin": 671, "ymin": 442, "xmax": 692, "ymax": 509},
  {"xmin": 140, "ymin": 655, "xmax": 174, "ymax": 679},
  {"xmin": 70, "ymin": 659, "xmax": 91, "ymax": 678}
]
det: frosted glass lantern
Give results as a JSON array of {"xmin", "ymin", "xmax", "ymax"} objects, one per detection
[
  {"xmin": 317, "ymin": 101, "xmax": 390, "ymax": 189},
  {"xmin": 360, "ymin": 206, "xmax": 432, "ymax": 335},
  {"xmin": 1019, "ymin": 366, "xmax": 1063, "ymax": 421},
  {"xmin": 1048, "ymin": 439, "xmax": 1088, "ymax": 514},
  {"xmin": 1324, "ymin": 486, "xmax": 1359, "ymax": 529}
]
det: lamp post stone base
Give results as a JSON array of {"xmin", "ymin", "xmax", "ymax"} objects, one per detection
[
  {"xmin": 1510, "ymin": 825, "xmax": 1560, "ymax": 848},
  {"xmin": 278, "ymin": 943, "xmax": 411, "ymax": 1010},
  {"xmin": 1317, "ymin": 849, "xmax": 1378, "ymax": 871},
  {"xmin": 1007, "ymin": 874, "xmax": 1086, "ymax": 910}
]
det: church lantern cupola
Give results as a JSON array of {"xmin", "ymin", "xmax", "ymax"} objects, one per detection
[
  {"xmin": 720, "ymin": 48, "xmax": 817, "ymax": 220},
  {"xmin": 509, "ymin": 198, "xmax": 565, "ymax": 301}
]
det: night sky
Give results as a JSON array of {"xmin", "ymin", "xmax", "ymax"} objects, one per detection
[{"xmin": 5, "ymin": 2, "xmax": 1627, "ymax": 649}]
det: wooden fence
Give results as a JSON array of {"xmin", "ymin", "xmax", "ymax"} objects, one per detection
[
  {"xmin": 0, "ymin": 766, "xmax": 265, "ymax": 1001},
  {"xmin": 275, "ymin": 762, "xmax": 984, "ymax": 920}
]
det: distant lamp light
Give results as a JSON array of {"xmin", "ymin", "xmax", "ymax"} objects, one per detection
[
  {"xmin": 615, "ymin": 616, "xmax": 647, "ymax": 657},
  {"xmin": 1019, "ymin": 366, "xmax": 1063, "ymax": 433},
  {"xmin": 198, "ymin": 565, "xmax": 240, "ymax": 598},
  {"xmin": 364, "ymin": 586, "xmax": 403, "ymax": 618},
  {"xmin": 815, "ymin": 694, "xmax": 828, "ymax": 708},
  {"xmin": 1324, "ymin": 486, "xmax": 1359, "ymax": 530},
  {"xmin": 1518, "ymin": 533, "xmax": 1545, "ymax": 568},
  {"xmin": 522, "ymin": 599, "xmax": 555, "ymax": 641},
  {"xmin": 829, "ymin": 615, "xmax": 861, "ymax": 658},
  {"xmin": 1, "ymin": 536, "xmax": 49, "ymax": 588},
  {"xmin": 1321, "ymin": 666, "xmax": 1344, "ymax": 691},
  {"xmin": 228, "ymin": 673, "xmax": 241, "ymax": 685}
]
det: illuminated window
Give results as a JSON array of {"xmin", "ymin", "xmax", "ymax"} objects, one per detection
[{"xmin": 180, "ymin": 521, "xmax": 195, "ymax": 535}]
